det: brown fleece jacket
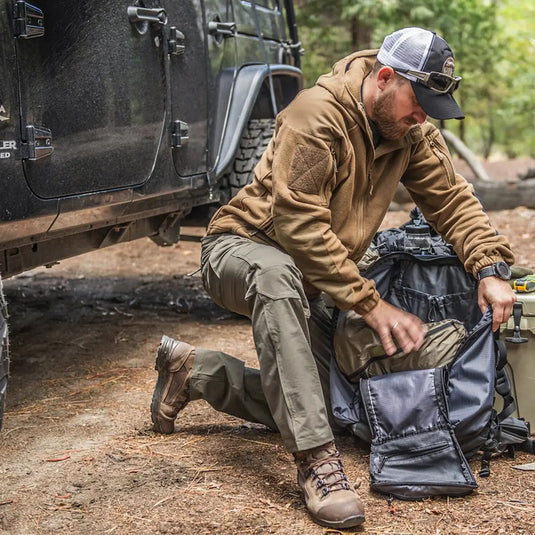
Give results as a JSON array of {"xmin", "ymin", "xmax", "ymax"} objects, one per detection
[{"xmin": 207, "ymin": 49, "xmax": 514, "ymax": 314}]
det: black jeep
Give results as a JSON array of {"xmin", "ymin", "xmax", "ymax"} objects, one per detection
[{"xmin": 0, "ymin": 0, "xmax": 303, "ymax": 429}]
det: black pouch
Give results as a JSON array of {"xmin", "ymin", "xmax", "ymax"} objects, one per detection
[
  {"xmin": 360, "ymin": 367, "xmax": 477, "ymax": 500},
  {"xmin": 496, "ymin": 416, "xmax": 532, "ymax": 450}
]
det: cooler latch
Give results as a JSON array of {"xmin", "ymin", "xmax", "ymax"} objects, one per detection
[{"xmin": 505, "ymin": 302, "xmax": 528, "ymax": 344}]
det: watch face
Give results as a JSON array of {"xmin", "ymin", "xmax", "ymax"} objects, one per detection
[{"xmin": 496, "ymin": 262, "xmax": 511, "ymax": 279}]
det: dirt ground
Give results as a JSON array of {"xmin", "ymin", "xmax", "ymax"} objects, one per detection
[{"xmin": 2, "ymin": 160, "xmax": 535, "ymax": 535}]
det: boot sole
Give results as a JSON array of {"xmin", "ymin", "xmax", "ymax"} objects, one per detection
[{"xmin": 313, "ymin": 513, "xmax": 366, "ymax": 529}]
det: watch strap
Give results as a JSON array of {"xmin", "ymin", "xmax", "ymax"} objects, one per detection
[{"xmin": 477, "ymin": 266, "xmax": 497, "ymax": 281}]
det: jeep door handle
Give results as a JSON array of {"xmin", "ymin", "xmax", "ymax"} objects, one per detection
[
  {"xmin": 127, "ymin": 6, "xmax": 167, "ymax": 25},
  {"xmin": 208, "ymin": 21, "xmax": 237, "ymax": 38}
]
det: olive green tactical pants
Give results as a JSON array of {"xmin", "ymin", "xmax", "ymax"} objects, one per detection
[{"xmin": 189, "ymin": 233, "xmax": 335, "ymax": 453}]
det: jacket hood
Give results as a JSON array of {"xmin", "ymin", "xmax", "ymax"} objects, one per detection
[
  {"xmin": 316, "ymin": 49, "xmax": 378, "ymax": 130},
  {"xmin": 316, "ymin": 49, "xmax": 425, "ymax": 148}
]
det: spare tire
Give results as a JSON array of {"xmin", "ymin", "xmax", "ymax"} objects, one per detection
[
  {"xmin": 0, "ymin": 276, "xmax": 9, "ymax": 432},
  {"xmin": 227, "ymin": 118, "xmax": 276, "ymax": 199}
]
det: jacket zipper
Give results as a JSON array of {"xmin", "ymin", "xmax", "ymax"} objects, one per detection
[
  {"xmin": 429, "ymin": 137, "xmax": 455, "ymax": 187},
  {"xmin": 368, "ymin": 169, "xmax": 373, "ymax": 196},
  {"xmin": 330, "ymin": 147, "xmax": 337, "ymax": 173}
]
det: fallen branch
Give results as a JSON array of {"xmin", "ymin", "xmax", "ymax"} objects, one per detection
[
  {"xmin": 441, "ymin": 128, "xmax": 492, "ymax": 182},
  {"xmin": 152, "ymin": 495, "xmax": 175, "ymax": 509},
  {"xmin": 43, "ymin": 455, "xmax": 70, "ymax": 462},
  {"xmin": 495, "ymin": 500, "xmax": 535, "ymax": 512},
  {"xmin": 394, "ymin": 177, "xmax": 535, "ymax": 210},
  {"xmin": 113, "ymin": 307, "xmax": 134, "ymax": 318}
]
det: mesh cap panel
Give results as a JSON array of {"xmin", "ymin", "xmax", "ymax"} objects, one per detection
[{"xmin": 377, "ymin": 27, "xmax": 434, "ymax": 74}]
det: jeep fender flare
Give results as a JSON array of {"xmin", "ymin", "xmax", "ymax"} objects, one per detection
[{"xmin": 211, "ymin": 63, "xmax": 302, "ymax": 181}]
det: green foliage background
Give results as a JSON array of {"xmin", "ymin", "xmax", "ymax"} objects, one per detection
[{"xmin": 296, "ymin": 0, "xmax": 535, "ymax": 157}]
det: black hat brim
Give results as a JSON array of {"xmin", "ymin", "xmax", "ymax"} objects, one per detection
[{"xmin": 411, "ymin": 81, "xmax": 465, "ymax": 120}]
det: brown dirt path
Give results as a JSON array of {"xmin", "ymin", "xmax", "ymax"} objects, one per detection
[{"xmin": 1, "ymin": 205, "xmax": 535, "ymax": 534}]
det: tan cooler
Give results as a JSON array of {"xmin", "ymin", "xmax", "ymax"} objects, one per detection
[{"xmin": 500, "ymin": 292, "xmax": 535, "ymax": 425}]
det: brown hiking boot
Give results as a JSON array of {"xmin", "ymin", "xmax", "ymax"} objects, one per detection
[
  {"xmin": 151, "ymin": 335, "xmax": 195, "ymax": 434},
  {"xmin": 295, "ymin": 442, "xmax": 365, "ymax": 529}
]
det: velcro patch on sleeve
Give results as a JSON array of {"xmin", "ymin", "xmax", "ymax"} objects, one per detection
[{"xmin": 288, "ymin": 143, "xmax": 331, "ymax": 195}]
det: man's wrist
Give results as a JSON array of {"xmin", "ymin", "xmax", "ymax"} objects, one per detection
[{"xmin": 477, "ymin": 261, "xmax": 512, "ymax": 281}]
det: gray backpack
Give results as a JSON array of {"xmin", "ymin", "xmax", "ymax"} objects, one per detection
[{"xmin": 330, "ymin": 213, "xmax": 534, "ymax": 500}]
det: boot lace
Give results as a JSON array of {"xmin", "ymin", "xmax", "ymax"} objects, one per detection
[{"xmin": 306, "ymin": 450, "xmax": 351, "ymax": 496}]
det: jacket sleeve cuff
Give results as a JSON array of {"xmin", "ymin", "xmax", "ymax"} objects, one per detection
[
  {"xmin": 351, "ymin": 289, "xmax": 381, "ymax": 315},
  {"xmin": 470, "ymin": 256, "xmax": 510, "ymax": 279}
]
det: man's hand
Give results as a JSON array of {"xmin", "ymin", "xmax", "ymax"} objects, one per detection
[
  {"xmin": 361, "ymin": 299, "xmax": 427, "ymax": 356},
  {"xmin": 478, "ymin": 277, "xmax": 516, "ymax": 331}
]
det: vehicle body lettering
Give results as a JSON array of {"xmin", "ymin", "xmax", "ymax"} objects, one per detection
[{"xmin": 0, "ymin": 140, "xmax": 16, "ymax": 150}]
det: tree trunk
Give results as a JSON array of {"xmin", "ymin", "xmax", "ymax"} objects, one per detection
[
  {"xmin": 482, "ymin": 114, "xmax": 495, "ymax": 159},
  {"xmin": 351, "ymin": 16, "xmax": 372, "ymax": 51},
  {"xmin": 459, "ymin": 115, "xmax": 466, "ymax": 143},
  {"xmin": 470, "ymin": 179, "xmax": 535, "ymax": 210},
  {"xmin": 440, "ymin": 128, "xmax": 492, "ymax": 182}
]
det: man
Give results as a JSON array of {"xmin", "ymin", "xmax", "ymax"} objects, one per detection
[{"xmin": 150, "ymin": 27, "xmax": 516, "ymax": 529}]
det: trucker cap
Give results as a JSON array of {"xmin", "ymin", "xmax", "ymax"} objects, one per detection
[{"xmin": 377, "ymin": 27, "xmax": 464, "ymax": 120}]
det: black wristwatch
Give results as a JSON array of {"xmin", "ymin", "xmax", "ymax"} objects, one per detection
[{"xmin": 477, "ymin": 261, "xmax": 512, "ymax": 281}]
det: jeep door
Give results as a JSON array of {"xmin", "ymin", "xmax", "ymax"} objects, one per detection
[
  {"xmin": 13, "ymin": 1, "xmax": 168, "ymax": 199},
  {"xmin": 162, "ymin": 0, "xmax": 210, "ymax": 178}
]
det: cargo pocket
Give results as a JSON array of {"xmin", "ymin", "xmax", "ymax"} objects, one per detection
[{"xmin": 200, "ymin": 234, "xmax": 259, "ymax": 316}]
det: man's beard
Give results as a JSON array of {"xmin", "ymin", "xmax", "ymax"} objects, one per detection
[{"xmin": 372, "ymin": 89, "xmax": 417, "ymax": 140}]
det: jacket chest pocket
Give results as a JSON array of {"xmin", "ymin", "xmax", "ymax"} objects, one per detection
[{"xmin": 429, "ymin": 137, "xmax": 455, "ymax": 187}]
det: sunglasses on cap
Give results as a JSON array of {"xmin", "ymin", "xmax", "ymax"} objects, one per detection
[{"xmin": 393, "ymin": 68, "xmax": 462, "ymax": 94}]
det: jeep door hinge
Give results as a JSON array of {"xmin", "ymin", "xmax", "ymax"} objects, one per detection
[
  {"xmin": 170, "ymin": 120, "xmax": 189, "ymax": 148},
  {"xmin": 168, "ymin": 27, "xmax": 185, "ymax": 56},
  {"xmin": 21, "ymin": 125, "xmax": 54, "ymax": 160},
  {"xmin": 12, "ymin": 1, "xmax": 44, "ymax": 39}
]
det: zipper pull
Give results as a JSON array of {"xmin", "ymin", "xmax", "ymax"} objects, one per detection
[
  {"xmin": 429, "ymin": 138, "xmax": 444, "ymax": 160},
  {"xmin": 368, "ymin": 170, "xmax": 373, "ymax": 196},
  {"xmin": 330, "ymin": 147, "xmax": 337, "ymax": 173}
]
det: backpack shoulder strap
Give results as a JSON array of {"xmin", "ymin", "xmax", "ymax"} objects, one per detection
[{"xmin": 494, "ymin": 339, "xmax": 517, "ymax": 422}]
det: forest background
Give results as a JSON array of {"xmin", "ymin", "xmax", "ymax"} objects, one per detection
[{"xmin": 295, "ymin": 0, "xmax": 535, "ymax": 159}]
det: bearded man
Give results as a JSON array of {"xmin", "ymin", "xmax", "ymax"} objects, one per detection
[{"xmin": 150, "ymin": 27, "xmax": 516, "ymax": 530}]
